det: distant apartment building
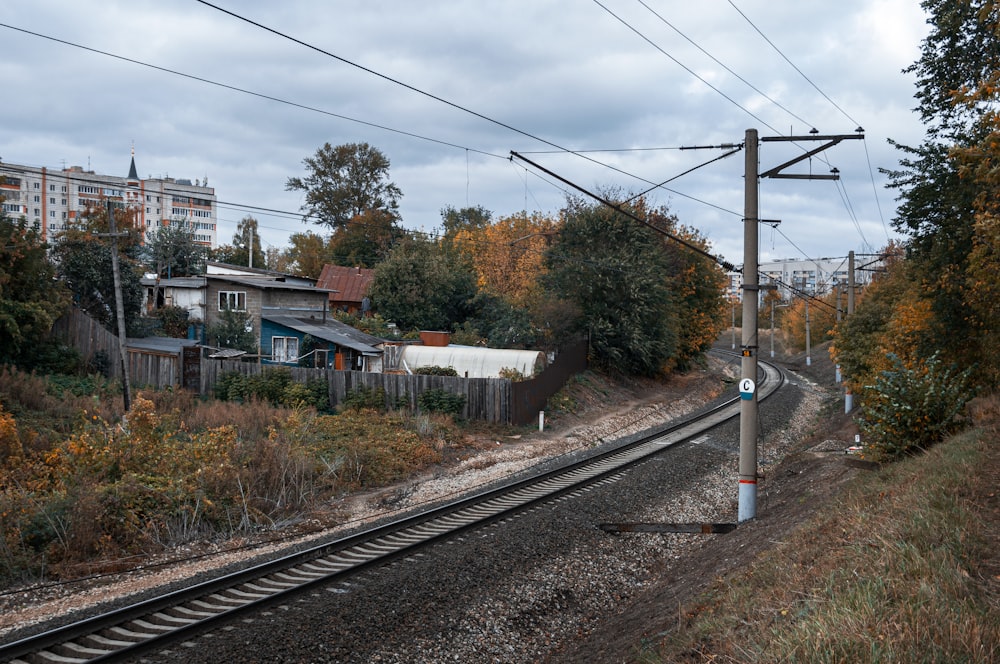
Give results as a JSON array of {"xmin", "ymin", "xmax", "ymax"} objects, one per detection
[
  {"xmin": 0, "ymin": 153, "xmax": 218, "ymax": 247},
  {"xmin": 726, "ymin": 256, "xmax": 880, "ymax": 302}
]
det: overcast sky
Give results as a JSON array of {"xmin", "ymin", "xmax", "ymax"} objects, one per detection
[{"xmin": 1, "ymin": 1, "xmax": 930, "ymax": 266}]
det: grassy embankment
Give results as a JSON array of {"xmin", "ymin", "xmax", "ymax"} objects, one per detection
[
  {"xmin": 0, "ymin": 366, "xmax": 485, "ymax": 587},
  {"xmin": 643, "ymin": 394, "xmax": 1000, "ymax": 663}
]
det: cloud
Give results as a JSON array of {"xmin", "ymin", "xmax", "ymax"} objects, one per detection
[{"xmin": 0, "ymin": 0, "xmax": 929, "ymax": 265}]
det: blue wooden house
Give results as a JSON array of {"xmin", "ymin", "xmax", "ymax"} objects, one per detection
[{"xmin": 261, "ymin": 315, "xmax": 384, "ymax": 371}]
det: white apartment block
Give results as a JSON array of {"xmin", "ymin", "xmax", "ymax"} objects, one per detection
[
  {"xmin": 0, "ymin": 154, "xmax": 218, "ymax": 247},
  {"xmin": 726, "ymin": 256, "xmax": 879, "ymax": 302}
]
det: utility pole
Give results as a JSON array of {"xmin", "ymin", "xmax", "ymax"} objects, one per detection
[
  {"xmin": 847, "ymin": 250, "xmax": 855, "ymax": 315},
  {"xmin": 105, "ymin": 199, "xmax": 132, "ymax": 412},
  {"xmin": 738, "ymin": 128, "xmax": 863, "ymax": 523},
  {"xmin": 805, "ymin": 298, "xmax": 811, "ymax": 366},
  {"xmin": 835, "ymin": 284, "xmax": 843, "ymax": 383},
  {"xmin": 769, "ymin": 296, "xmax": 775, "ymax": 359},
  {"xmin": 738, "ymin": 128, "xmax": 760, "ymax": 523},
  {"xmin": 731, "ymin": 298, "xmax": 737, "ymax": 350},
  {"xmin": 845, "ymin": 250, "xmax": 856, "ymax": 412}
]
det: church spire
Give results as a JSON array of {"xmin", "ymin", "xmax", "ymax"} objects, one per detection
[{"xmin": 127, "ymin": 143, "xmax": 139, "ymax": 183}]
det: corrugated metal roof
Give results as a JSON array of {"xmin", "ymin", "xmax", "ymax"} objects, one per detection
[
  {"xmin": 317, "ymin": 265, "xmax": 373, "ymax": 303},
  {"xmin": 264, "ymin": 315, "xmax": 384, "ymax": 355},
  {"xmin": 126, "ymin": 337, "xmax": 200, "ymax": 353},
  {"xmin": 207, "ymin": 274, "xmax": 333, "ymax": 293}
]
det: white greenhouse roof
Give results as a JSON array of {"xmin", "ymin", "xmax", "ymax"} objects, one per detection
[{"xmin": 400, "ymin": 345, "xmax": 546, "ymax": 379}]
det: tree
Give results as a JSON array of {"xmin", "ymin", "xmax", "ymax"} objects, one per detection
[
  {"xmin": 439, "ymin": 205, "xmax": 492, "ymax": 256},
  {"xmin": 207, "ymin": 306, "xmax": 257, "ymax": 353},
  {"xmin": 212, "ymin": 216, "xmax": 266, "ymax": 269},
  {"xmin": 369, "ymin": 237, "xmax": 476, "ymax": 331},
  {"xmin": 648, "ymin": 208, "xmax": 728, "ymax": 368},
  {"xmin": 881, "ymin": 0, "xmax": 1000, "ymax": 382},
  {"xmin": 286, "ymin": 142, "xmax": 402, "ymax": 231},
  {"xmin": 452, "ymin": 211, "xmax": 559, "ymax": 310},
  {"xmin": 51, "ymin": 204, "xmax": 144, "ymax": 336},
  {"xmin": 143, "ymin": 219, "xmax": 208, "ymax": 277},
  {"xmin": 282, "ymin": 230, "xmax": 331, "ymax": 278},
  {"xmin": 0, "ymin": 209, "xmax": 70, "ymax": 368},
  {"xmin": 543, "ymin": 196, "xmax": 677, "ymax": 376},
  {"xmin": 327, "ymin": 209, "xmax": 406, "ymax": 268}
]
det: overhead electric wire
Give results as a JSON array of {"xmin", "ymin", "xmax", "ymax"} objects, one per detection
[
  {"xmin": 625, "ymin": 145, "xmax": 743, "ymax": 204},
  {"xmin": 511, "ymin": 151, "xmax": 737, "ymax": 272},
  {"xmin": 0, "ymin": 22, "xmax": 500, "ymax": 160},
  {"xmin": 193, "ymin": 0, "xmax": 688, "ymax": 195},
  {"xmin": 862, "ymin": 139, "xmax": 892, "ymax": 243},
  {"xmin": 726, "ymin": 0, "xmax": 890, "ymax": 249},
  {"xmin": 590, "ymin": 0, "xmax": 783, "ymax": 136},
  {"xmin": 634, "ymin": 0, "xmax": 814, "ymax": 129},
  {"xmin": 726, "ymin": 0, "xmax": 861, "ymax": 129}
]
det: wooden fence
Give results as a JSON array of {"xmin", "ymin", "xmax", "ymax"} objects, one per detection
[
  {"xmin": 52, "ymin": 306, "xmax": 588, "ymax": 424},
  {"xmin": 51, "ymin": 308, "xmax": 199, "ymax": 391},
  {"xmin": 201, "ymin": 340, "xmax": 588, "ymax": 425},
  {"xmin": 51, "ymin": 307, "xmax": 121, "ymax": 376}
]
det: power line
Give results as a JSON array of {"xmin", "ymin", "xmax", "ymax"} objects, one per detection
[
  {"xmin": 511, "ymin": 150, "xmax": 737, "ymax": 272},
  {"xmin": 727, "ymin": 0, "xmax": 861, "ymax": 128},
  {"xmin": 1, "ymin": 18, "xmax": 730, "ymax": 221},
  {"xmin": 634, "ymin": 0, "xmax": 814, "ymax": 129},
  {"xmin": 0, "ymin": 22, "xmax": 501, "ymax": 160},
  {"xmin": 590, "ymin": 0, "xmax": 783, "ymax": 135},
  {"xmin": 192, "ymin": 0, "xmax": 682, "ymax": 192}
]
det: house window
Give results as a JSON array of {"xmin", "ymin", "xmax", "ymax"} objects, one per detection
[
  {"xmin": 314, "ymin": 349, "xmax": 329, "ymax": 368},
  {"xmin": 272, "ymin": 336, "xmax": 299, "ymax": 363},
  {"xmin": 218, "ymin": 291, "xmax": 246, "ymax": 312}
]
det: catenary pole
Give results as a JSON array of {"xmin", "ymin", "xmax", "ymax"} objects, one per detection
[
  {"xmin": 845, "ymin": 250, "xmax": 856, "ymax": 412},
  {"xmin": 738, "ymin": 128, "xmax": 760, "ymax": 523}
]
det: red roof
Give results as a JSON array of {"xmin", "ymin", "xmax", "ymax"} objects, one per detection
[{"xmin": 317, "ymin": 264, "xmax": 374, "ymax": 305}]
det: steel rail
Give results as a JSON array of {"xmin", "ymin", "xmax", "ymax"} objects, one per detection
[{"xmin": 2, "ymin": 355, "xmax": 783, "ymax": 664}]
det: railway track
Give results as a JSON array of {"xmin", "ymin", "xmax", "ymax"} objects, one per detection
[{"xmin": 1, "ymin": 355, "xmax": 784, "ymax": 664}]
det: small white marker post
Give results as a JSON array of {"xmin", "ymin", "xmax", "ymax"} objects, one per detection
[{"xmin": 539, "ymin": 411, "xmax": 544, "ymax": 432}]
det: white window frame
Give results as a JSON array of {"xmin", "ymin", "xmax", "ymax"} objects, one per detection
[
  {"xmin": 218, "ymin": 290, "xmax": 246, "ymax": 312},
  {"xmin": 272, "ymin": 336, "xmax": 299, "ymax": 363}
]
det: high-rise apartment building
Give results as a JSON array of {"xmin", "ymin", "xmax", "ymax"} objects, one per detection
[
  {"xmin": 726, "ymin": 255, "xmax": 881, "ymax": 302},
  {"xmin": 0, "ymin": 153, "xmax": 218, "ymax": 247}
]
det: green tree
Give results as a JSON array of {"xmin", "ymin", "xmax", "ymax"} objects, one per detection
[
  {"xmin": 369, "ymin": 237, "xmax": 476, "ymax": 331},
  {"xmin": 881, "ymin": 0, "xmax": 1000, "ymax": 380},
  {"xmin": 648, "ymin": 207, "xmax": 728, "ymax": 369},
  {"xmin": 143, "ymin": 219, "xmax": 208, "ymax": 277},
  {"xmin": 286, "ymin": 142, "xmax": 403, "ymax": 231},
  {"xmin": 283, "ymin": 230, "xmax": 331, "ymax": 278},
  {"xmin": 543, "ymin": 196, "xmax": 677, "ymax": 376},
  {"xmin": 439, "ymin": 205, "xmax": 492, "ymax": 256},
  {"xmin": 327, "ymin": 209, "xmax": 406, "ymax": 268},
  {"xmin": 207, "ymin": 307, "xmax": 257, "ymax": 353},
  {"xmin": 0, "ymin": 209, "xmax": 71, "ymax": 367},
  {"xmin": 212, "ymin": 216, "xmax": 266, "ymax": 269},
  {"xmin": 52, "ymin": 204, "xmax": 144, "ymax": 336}
]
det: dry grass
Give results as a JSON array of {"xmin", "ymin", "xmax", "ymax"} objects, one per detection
[{"xmin": 646, "ymin": 394, "xmax": 1000, "ymax": 663}]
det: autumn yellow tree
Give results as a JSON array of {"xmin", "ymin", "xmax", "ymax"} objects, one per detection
[
  {"xmin": 950, "ymin": 3, "xmax": 1000, "ymax": 385},
  {"xmin": 452, "ymin": 212, "xmax": 560, "ymax": 309}
]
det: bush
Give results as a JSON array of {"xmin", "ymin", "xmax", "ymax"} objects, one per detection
[
  {"xmin": 343, "ymin": 386, "xmax": 388, "ymax": 412},
  {"xmin": 414, "ymin": 365, "xmax": 458, "ymax": 376},
  {"xmin": 215, "ymin": 369, "xmax": 328, "ymax": 411},
  {"xmin": 858, "ymin": 352, "xmax": 974, "ymax": 462},
  {"xmin": 417, "ymin": 388, "xmax": 465, "ymax": 416},
  {"xmin": 498, "ymin": 366, "xmax": 526, "ymax": 381}
]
